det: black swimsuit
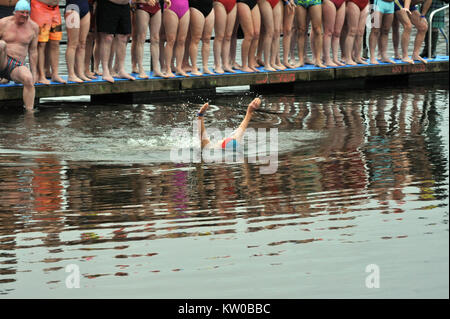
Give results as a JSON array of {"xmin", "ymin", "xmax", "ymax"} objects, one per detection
[
  {"xmin": 237, "ymin": 0, "xmax": 257, "ymax": 9},
  {"xmin": 189, "ymin": 0, "xmax": 213, "ymax": 17}
]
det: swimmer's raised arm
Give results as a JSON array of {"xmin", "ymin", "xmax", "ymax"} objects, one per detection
[{"xmin": 197, "ymin": 103, "xmax": 211, "ymax": 149}]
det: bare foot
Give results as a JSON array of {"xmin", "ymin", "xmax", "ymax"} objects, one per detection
[
  {"xmin": 370, "ymin": 58, "xmax": 379, "ymax": 64},
  {"xmin": 214, "ymin": 66, "xmax": 224, "ymax": 74},
  {"xmin": 325, "ymin": 60, "xmax": 338, "ymax": 67},
  {"xmin": 315, "ymin": 62, "xmax": 327, "ymax": 68},
  {"xmin": 165, "ymin": 71, "xmax": 176, "ymax": 78},
  {"xmin": 153, "ymin": 70, "xmax": 165, "ymax": 78},
  {"xmin": 240, "ymin": 66, "xmax": 254, "ymax": 73},
  {"xmin": 354, "ymin": 58, "xmax": 368, "ymax": 65},
  {"xmin": 203, "ymin": 67, "xmax": 214, "ymax": 75},
  {"xmin": 118, "ymin": 72, "xmax": 136, "ymax": 80},
  {"xmin": 102, "ymin": 74, "xmax": 115, "ymax": 83},
  {"xmin": 191, "ymin": 68, "xmax": 203, "ymax": 76},
  {"xmin": 78, "ymin": 73, "xmax": 92, "ymax": 81},
  {"xmin": 0, "ymin": 78, "xmax": 9, "ymax": 84},
  {"xmin": 402, "ymin": 57, "xmax": 414, "ymax": 64},
  {"xmin": 52, "ymin": 75, "xmax": 67, "ymax": 84},
  {"xmin": 250, "ymin": 66, "xmax": 261, "ymax": 72},
  {"xmin": 138, "ymin": 71, "xmax": 149, "ymax": 79},
  {"xmin": 412, "ymin": 55, "xmax": 428, "ymax": 64},
  {"xmin": 232, "ymin": 63, "xmax": 241, "ymax": 70},
  {"xmin": 198, "ymin": 102, "xmax": 209, "ymax": 115},
  {"xmin": 67, "ymin": 75, "xmax": 83, "ymax": 83},
  {"xmin": 344, "ymin": 58, "xmax": 357, "ymax": 65},
  {"xmin": 381, "ymin": 57, "xmax": 396, "ymax": 64},
  {"xmin": 264, "ymin": 65, "xmax": 276, "ymax": 72},
  {"xmin": 283, "ymin": 61, "xmax": 296, "ymax": 69},
  {"xmin": 334, "ymin": 59, "xmax": 345, "ymax": 66},
  {"xmin": 38, "ymin": 77, "xmax": 51, "ymax": 84},
  {"xmin": 223, "ymin": 66, "xmax": 236, "ymax": 73},
  {"xmin": 274, "ymin": 63, "xmax": 286, "ymax": 71},
  {"xmin": 94, "ymin": 70, "xmax": 102, "ymax": 76},
  {"xmin": 176, "ymin": 69, "xmax": 189, "ymax": 77}
]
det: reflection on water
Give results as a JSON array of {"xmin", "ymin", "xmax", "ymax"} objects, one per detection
[{"xmin": 0, "ymin": 85, "xmax": 448, "ymax": 298}]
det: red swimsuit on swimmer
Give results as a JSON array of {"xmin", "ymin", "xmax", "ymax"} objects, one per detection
[
  {"xmin": 135, "ymin": 2, "xmax": 160, "ymax": 16},
  {"xmin": 330, "ymin": 0, "xmax": 345, "ymax": 9},
  {"xmin": 215, "ymin": 0, "xmax": 237, "ymax": 13},
  {"xmin": 347, "ymin": 0, "xmax": 369, "ymax": 10},
  {"xmin": 267, "ymin": 0, "xmax": 280, "ymax": 8}
]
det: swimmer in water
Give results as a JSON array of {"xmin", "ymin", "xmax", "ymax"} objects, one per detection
[{"xmin": 197, "ymin": 97, "xmax": 261, "ymax": 150}]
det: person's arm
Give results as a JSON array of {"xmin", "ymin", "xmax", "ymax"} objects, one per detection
[
  {"xmin": 419, "ymin": 0, "xmax": 433, "ymax": 17},
  {"xmin": 0, "ymin": 18, "xmax": 5, "ymax": 40},
  {"xmin": 28, "ymin": 23, "xmax": 39, "ymax": 83},
  {"xmin": 401, "ymin": 0, "xmax": 412, "ymax": 14}
]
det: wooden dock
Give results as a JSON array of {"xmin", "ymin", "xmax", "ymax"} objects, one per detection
[{"xmin": 0, "ymin": 56, "xmax": 448, "ymax": 106}]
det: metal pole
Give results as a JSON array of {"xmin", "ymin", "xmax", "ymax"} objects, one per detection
[{"xmin": 428, "ymin": 5, "xmax": 449, "ymax": 58}]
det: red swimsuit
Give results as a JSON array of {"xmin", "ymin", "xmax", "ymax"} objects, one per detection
[
  {"xmin": 347, "ymin": 0, "xmax": 368, "ymax": 10},
  {"xmin": 215, "ymin": 0, "xmax": 237, "ymax": 13},
  {"xmin": 330, "ymin": 0, "xmax": 345, "ymax": 9},
  {"xmin": 267, "ymin": 0, "xmax": 280, "ymax": 8}
]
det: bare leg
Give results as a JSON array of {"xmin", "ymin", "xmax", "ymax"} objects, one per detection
[
  {"xmin": 65, "ymin": 10, "xmax": 83, "ymax": 82},
  {"xmin": 150, "ymin": 11, "xmax": 165, "ymax": 77},
  {"xmin": 379, "ymin": 13, "xmax": 395, "ymax": 63},
  {"xmin": 202, "ymin": 10, "xmax": 215, "ymax": 74},
  {"xmin": 296, "ymin": 6, "xmax": 308, "ymax": 67},
  {"xmin": 76, "ymin": 13, "xmax": 92, "ymax": 81},
  {"xmin": 189, "ymin": 8, "xmax": 206, "ymax": 75},
  {"xmin": 282, "ymin": 3, "xmax": 296, "ymax": 68},
  {"xmin": 99, "ymin": 32, "xmax": 115, "ymax": 83},
  {"xmin": 410, "ymin": 11, "xmax": 428, "ymax": 64},
  {"xmin": 115, "ymin": 34, "xmax": 135, "ymax": 80},
  {"xmin": 135, "ymin": 9, "xmax": 150, "ymax": 78},
  {"xmin": 344, "ymin": 2, "xmax": 360, "ymax": 65},
  {"xmin": 332, "ymin": 2, "xmax": 346, "ymax": 66},
  {"xmin": 49, "ymin": 40, "xmax": 66, "ymax": 83},
  {"xmin": 37, "ymin": 42, "xmax": 50, "ymax": 84},
  {"xmin": 230, "ymin": 97, "xmax": 261, "ymax": 142},
  {"xmin": 11, "ymin": 66, "xmax": 35, "ymax": 111},
  {"xmin": 309, "ymin": 4, "xmax": 325, "ymax": 68}
]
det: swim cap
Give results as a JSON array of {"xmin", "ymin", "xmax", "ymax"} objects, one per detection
[{"xmin": 14, "ymin": 0, "xmax": 31, "ymax": 12}]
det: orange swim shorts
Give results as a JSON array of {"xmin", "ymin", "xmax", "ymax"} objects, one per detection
[{"xmin": 30, "ymin": 0, "xmax": 63, "ymax": 42}]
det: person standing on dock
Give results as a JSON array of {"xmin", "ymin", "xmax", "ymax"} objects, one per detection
[
  {"xmin": 0, "ymin": 0, "xmax": 38, "ymax": 111},
  {"xmin": 392, "ymin": 0, "xmax": 432, "ymax": 64},
  {"xmin": 96, "ymin": 0, "xmax": 135, "ymax": 83},
  {"xmin": 368, "ymin": 0, "xmax": 396, "ymax": 64},
  {"xmin": 133, "ymin": 0, "xmax": 170, "ymax": 78},
  {"xmin": 29, "ymin": 0, "xmax": 66, "ymax": 83}
]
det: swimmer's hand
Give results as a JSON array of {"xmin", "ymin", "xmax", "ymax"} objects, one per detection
[{"xmin": 401, "ymin": 7, "xmax": 411, "ymax": 15}]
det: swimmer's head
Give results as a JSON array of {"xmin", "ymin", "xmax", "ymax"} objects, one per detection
[
  {"xmin": 225, "ymin": 139, "xmax": 239, "ymax": 151},
  {"xmin": 14, "ymin": 0, "xmax": 31, "ymax": 12}
]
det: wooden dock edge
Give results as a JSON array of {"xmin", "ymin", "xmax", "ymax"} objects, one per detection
[{"xmin": 0, "ymin": 59, "xmax": 448, "ymax": 106}]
